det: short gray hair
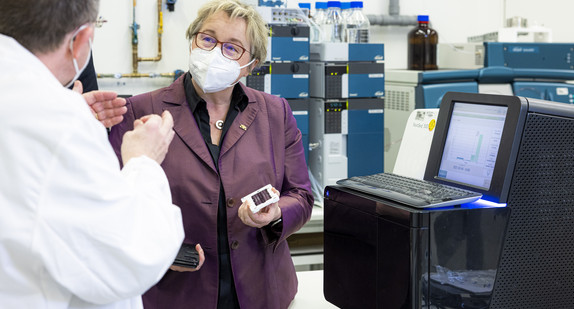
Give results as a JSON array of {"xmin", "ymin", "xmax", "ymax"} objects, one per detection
[
  {"xmin": 0, "ymin": 0, "xmax": 99, "ymax": 54},
  {"xmin": 186, "ymin": 0, "xmax": 268, "ymax": 67}
]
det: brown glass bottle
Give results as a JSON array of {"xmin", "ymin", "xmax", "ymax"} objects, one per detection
[{"xmin": 408, "ymin": 15, "xmax": 438, "ymax": 70}]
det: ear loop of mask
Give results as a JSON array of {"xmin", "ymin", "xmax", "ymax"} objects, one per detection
[
  {"xmin": 227, "ymin": 57, "xmax": 256, "ymax": 88},
  {"xmin": 239, "ymin": 57, "xmax": 256, "ymax": 69},
  {"xmin": 65, "ymin": 24, "xmax": 91, "ymax": 88}
]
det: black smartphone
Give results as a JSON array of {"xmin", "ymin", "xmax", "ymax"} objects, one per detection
[{"xmin": 173, "ymin": 243, "xmax": 199, "ymax": 268}]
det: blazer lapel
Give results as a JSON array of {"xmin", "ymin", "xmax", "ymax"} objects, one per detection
[
  {"xmin": 220, "ymin": 85, "xmax": 259, "ymax": 158},
  {"xmin": 161, "ymin": 80, "xmax": 216, "ymax": 172}
]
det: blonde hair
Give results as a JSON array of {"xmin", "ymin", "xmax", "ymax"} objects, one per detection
[{"xmin": 186, "ymin": 0, "xmax": 268, "ymax": 67}]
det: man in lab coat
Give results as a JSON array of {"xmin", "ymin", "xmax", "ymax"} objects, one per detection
[{"xmin": 0, "ymin": 0, "xmax": 186, "ymax": 308}]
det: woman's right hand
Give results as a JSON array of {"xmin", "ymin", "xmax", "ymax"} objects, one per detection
[{"xmin": 170, "ymin": 244, "xmax": 205, "ymax": 272}]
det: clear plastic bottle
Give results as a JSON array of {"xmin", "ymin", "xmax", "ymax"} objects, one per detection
[
  {"xmin": 313, "ymin": 2, "xmax": 328, "ymax": 24},
  {"xmin": 407, "ymin": 15, "xmax": 438, "ymax": 70},
  {"xmin": 345, "ymin": 1, "xmax": 370, "ymax": 43},
  {"xmin": 322, "ymin": 1, "xmax": 345, "ymax": 42},
  {"xmin": 313, "ymin": 2, "xmax": 328, "ymax": 42},
  {"xmin": 340, "ymin": 2, "xmax": 352, "ymax": 20}
]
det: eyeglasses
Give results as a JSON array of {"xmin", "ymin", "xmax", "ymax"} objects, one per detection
[
  {"xmin": 94, "ymin": 16, "xmax": 107, "ymax": 28},
  {"xmin": 194, "ymin": 32, "xmax": 250, "ymax": 61}
]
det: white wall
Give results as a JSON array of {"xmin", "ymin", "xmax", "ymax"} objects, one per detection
[{"xmin": 93, "ymin": 0, "xmax": 574, "ymax": 94}]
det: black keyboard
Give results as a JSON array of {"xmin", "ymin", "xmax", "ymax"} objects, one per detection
[{"xmin": 336, "ymin": 173, "xmax": 482, "ymax": 208}]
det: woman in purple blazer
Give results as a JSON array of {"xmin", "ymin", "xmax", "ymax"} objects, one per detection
[{"xmin": 109, "ymin": 0, "xmax": 313, "ymax": 308}]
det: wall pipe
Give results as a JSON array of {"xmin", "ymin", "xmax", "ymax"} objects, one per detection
[
  {"xmin": 137, "ymin": 0, "xmax": 163, "ymax": 63},
  {"xmin": 366, "ymin": 0, "xmax": 418, "ymax": 27},
  {"xmin": 99, "ymin": 0, "xmax": 171, "ymax": 79},
  {"xmin": 130, "ymin": 0, "xmax": 140, "ymax": 73},
  {"xmin": 389, "ymin": 0, "xmax": 400, "ymax": 16},
  {"xmin": 130, "ymin": 0, "xmax": 163, "ymax": 74},
  {"xmin": 97, "ymin": 72, "xmax": 175, "ymax": 78}
]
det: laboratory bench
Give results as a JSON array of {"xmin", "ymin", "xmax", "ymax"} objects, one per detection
[{"xmin": 289, "ymin": 270, "xmax": 337, "ymax": 309}]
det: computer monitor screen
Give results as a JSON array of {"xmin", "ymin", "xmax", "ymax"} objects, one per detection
[
  {"xmin": 437, "ymin": 103, "xmax": 507, "ymax": 190},
  {"xmin": 425, "ymin": 92, "xmax": 527, "ymax": 203}
]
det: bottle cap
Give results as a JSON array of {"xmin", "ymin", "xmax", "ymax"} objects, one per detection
[
  {"xmin": 350, "ymin": 1, "xmax": 363, "ymax": 8},
  {"xmin": 341, "ymin": 2, "xmax": 351, "ymax": 10},
  {"xmin": 417, "ymin": 15, "xmax": 429, "ymax": 22},
  {"xmin": 298, "ymin": 2, "xmax": 311, "ymax": 9},
  {"xmin": 315, "ymin": 2, "xmax": 328, "ymax": 9},
  {"xmin": 327, "ymin": 1, "xmax": 341, "ymax": 8}
]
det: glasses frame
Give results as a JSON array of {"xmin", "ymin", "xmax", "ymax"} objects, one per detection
[
  {"xmin": 94, "ymin": 16, "xmax": 107, "ymax": 28},
  {"xmin": 194, "ymin": 32, "xmax": 251, "ymax": 61}
]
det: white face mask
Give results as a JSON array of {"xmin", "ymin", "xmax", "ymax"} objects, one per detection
[
  {"xmin": 189, "ymin": 46, "xmax": 255, "ymax": 93},
  {"xmin": 64, "ymin": 24, "xmax": 92, "ymax": 88}
]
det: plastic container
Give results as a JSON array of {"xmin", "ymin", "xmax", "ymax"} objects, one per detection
[
  {"xmin": 322, "ymin": 1, "xmax": 345, "ymax": 42},
  {"xmin": 345, "ymin": 1, "xmax": 370, "ymax": 43},
  {"xmin": 312, "ymin": 2, "xmax": 328, "ymax": 42},
  {"xmin": 407, "ymin": 15, "xmax": 438, "ymax": 70},
  {"xmin": 340, "ymin": 2, "xmax": 352, "ymax": 20},
  {"xmin": 313, "ymin": 1, "xmax": 328, "ymax": 24},
  {"xmin": 313, "ymin": 2, "xmax": 328, "ymax": 41}
]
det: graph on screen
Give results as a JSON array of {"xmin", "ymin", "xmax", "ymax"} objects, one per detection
[{"xmin": 438, "ymin": 103, "xmax": 508, "ymax": 189}]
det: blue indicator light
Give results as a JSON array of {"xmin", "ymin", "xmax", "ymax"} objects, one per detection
[{"xmin": 463, "ymin": 198, "xmax": 507, "ymax": 208}]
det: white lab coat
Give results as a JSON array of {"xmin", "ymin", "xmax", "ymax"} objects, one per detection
[{"xmin": 0, "ymin": 34, "xmax": 184, "ymax": 308}]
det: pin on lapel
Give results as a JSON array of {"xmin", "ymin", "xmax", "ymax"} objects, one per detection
[{"xmin": 240, "ymin": 124, "xmax": 247, "ymax": 131}]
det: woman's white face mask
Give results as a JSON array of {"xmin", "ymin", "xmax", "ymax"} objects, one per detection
[
  {"xmin": 189, "ymin": 46, "xmax": 255, "ymax": 93},
  {"xmin": 65, "ymin": 24, "xmax": 92, "ymax": 88}
]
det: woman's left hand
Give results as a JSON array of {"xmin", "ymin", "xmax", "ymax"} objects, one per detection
[
  {"xmin": 238, "ymin": 187, "xmax": 282, "ymax": 228},
  {"xmin": 169, "ymin": 244, "xmax": 205, "ymax": 272}
]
